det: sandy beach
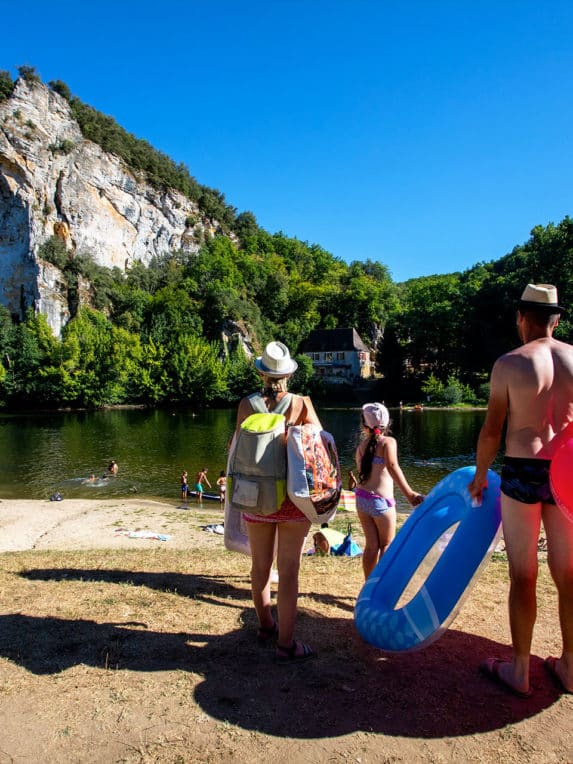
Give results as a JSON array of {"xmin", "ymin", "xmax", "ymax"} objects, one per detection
[{"xmin": 0, "ymin": 496, "xmax": 223, "ymax": 552}]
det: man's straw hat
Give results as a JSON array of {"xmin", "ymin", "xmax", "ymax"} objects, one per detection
[{"xmin": 519, "ymin": 283, "xmax": 564, "ymax": 313}]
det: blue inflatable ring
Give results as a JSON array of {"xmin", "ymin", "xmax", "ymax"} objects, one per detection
[{"xmin": 354, "ymin": 466, "xmax": 501, "ymax": 652}]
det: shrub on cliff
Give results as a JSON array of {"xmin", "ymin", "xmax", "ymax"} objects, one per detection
[{"xmin": 0, "ymin": 70, "xmax": 14, "ymax": 101}]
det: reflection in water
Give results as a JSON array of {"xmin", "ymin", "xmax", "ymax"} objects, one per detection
[{"xmin": 0, "ymin": 407, "xmax": 489, "ymax": 506}]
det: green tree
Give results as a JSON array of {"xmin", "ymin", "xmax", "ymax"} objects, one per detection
[
  {"xmin": 1, "ymin": 311, "xmax": 58, "ymax": 405},
  {"xmin": 334, "ymin": 260, "xmax": 396, "ymax": 340},
  {"xmin": 146, "ymin": 287, "xmax": 202, "ymax": 345},
  {"xmin": 61, "ymin": 309, "xmax": 141, "ymax": 406},
  {"xmin": 17, "ymin": 65, "xmax": 41, "ymax": 83},
  {"xmin": 290, "ymin": 354, "xmax": 315, "ymax": 395},
  {"xmin": 38, "ymin": 236, "xmax": 69, "ymax": 269},
  {"xmin": 421, "ymin": 373, "xmax": 445, "ymax": 404},
  {"xmin": 397, "ymin": 273, "xmax": 463, "ymax": 378},
  {"xmin": 0, "ymin": 70, "xmax": 15, "ymax": 101},
  {"xmin": 222, "ymin": 344, "xmax": 260, "ymax": 402},
  {"xmin": 48, "ymin": 79, "xmax": 72, "ymax": 101},
  {"xmin": 233, "ymin": 211, "xmax": 260, "ymax": 244},
  {"xmin": 165, "ymin": 334, "xmax": 227, "ymax": 404}
]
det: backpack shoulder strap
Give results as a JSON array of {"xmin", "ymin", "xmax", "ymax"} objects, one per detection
[
  {"xmin": 273, "ymin": 393, "xmax": 293, "ymax": 415},
  {"xmin": 247, "ymin": 392, "xmax": 268, "ymax": 413},
  {"xmin": 247, "ymin": 392, "xmax": 293, "ymax": 416}
]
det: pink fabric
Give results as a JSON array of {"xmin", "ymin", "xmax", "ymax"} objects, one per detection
[{"xmin": 243, "ymin": 496, "xmax": 308, "ymax": 524}]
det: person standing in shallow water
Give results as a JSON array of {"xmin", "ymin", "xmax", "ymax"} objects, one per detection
[
  {"xmin": 234, "ymin": 341, "xmax": 321, "ymax": 663},
  {"xmin": 181, "ymin": 471, "xmax": 189, "ymax": 506},
  {"xmin": 194, "ymin": 468, "xmax": 211, "ymax": 504},
  {"xmin": 469, "ymin": 283, "xmax": 573, "ymax": 697},
  {"xmin": 216, "ymin": 471, "xmax": 226, "ymax": 506},
  {"xmin": 355, "ymin": 403, "xmax": 423, "ymax": 581}
]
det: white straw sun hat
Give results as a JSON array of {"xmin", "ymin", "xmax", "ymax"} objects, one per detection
[
  {"xmin": 519, "ymin": 283, "xmax": 564, "ymax": 313},
  {"xmin": 254, "ymin": 341, "xmax": 298, "ymax": 378}
]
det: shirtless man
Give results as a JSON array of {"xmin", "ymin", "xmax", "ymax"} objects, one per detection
[
  {"xmin": 194, "ymin": 467, "xmax": 211, "ymax": 504},
  {"xmin": 469, "ymin": 283, "xmax": 573, "ymax": 696}
]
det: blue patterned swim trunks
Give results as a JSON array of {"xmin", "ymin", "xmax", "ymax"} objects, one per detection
[{"xmin": 501, "ymin": 456, "xmax": 555, "ymax": 504}]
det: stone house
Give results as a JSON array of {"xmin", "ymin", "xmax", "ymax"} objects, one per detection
[{"xmin": 301, "ymin": 328, "xmax": 373, "ymax": 382}]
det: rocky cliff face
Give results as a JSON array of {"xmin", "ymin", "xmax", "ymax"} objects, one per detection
[{"xmin": 0, "ymin": 80, "xmax": 227, "ymax": 335}]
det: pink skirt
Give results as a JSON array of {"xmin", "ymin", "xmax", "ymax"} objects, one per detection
[{"xmin": 243, "ymin": 496, "xmax": 308, "ymax": 524}]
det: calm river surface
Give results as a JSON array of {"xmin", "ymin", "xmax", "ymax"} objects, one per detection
[{"xmin": 0, "ymin": 407, "xmax": 494, "ymax": 510}]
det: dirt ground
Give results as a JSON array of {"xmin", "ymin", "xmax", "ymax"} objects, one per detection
[{"xmin": 0, "ymin": 497, "xmax": 571, "ymax": 763}]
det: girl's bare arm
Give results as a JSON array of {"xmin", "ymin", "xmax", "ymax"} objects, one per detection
[{"xmin": 385, "ymin": 438, "xmax": 423, "ymax": 505}]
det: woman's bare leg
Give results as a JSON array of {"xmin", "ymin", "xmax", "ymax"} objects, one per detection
[
  {"xmin": 246, "ymin": 521, "xmax": 277, "ymax": 631},
  {"xmin": 275, "ymin": 520, "xmax": 311, "ymax": 649}
]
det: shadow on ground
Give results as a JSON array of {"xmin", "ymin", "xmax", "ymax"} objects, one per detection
[{"xmin": 5, "ymin": 564, "xmax": 566, "ymax": 739}]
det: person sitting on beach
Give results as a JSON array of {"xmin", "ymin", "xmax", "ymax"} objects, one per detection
[
  {"xmin": 355, "ymin": 403, "xmax": 424, "ymax": 580},
  {"xmin": 194, "ymin": 468, "xmax": 211, "ymax": 503}
]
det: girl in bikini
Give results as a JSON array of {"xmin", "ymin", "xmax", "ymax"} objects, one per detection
[{"xmin": 356, "ymin": 402, "xmax": 424, "ymax": 580}]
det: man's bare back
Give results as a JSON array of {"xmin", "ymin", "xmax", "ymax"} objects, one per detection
[{"xmin": 493, "ymin": 337, "xmax": 573, "ymax": 458}]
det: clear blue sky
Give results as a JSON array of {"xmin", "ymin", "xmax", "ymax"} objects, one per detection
[{"xmin": 3, "ymin": 1, "xmax": 573, "ymax": 282}]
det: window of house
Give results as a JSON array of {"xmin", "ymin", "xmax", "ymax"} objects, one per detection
[
  {"xmin": 325, "ymin": 352, "xmax": 333, "ymax": 362},
  {"xmin": 312, "ymin": 352, "xmax": 320, "ymax": 360},
  {"xmin": 336, "ymin": 352, "xmax": 345, "ymax": 360}
]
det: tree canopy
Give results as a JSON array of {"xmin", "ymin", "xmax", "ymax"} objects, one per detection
[{"xmin": 2, "ymin": 215, "xmax": 571, "ymax": 410}]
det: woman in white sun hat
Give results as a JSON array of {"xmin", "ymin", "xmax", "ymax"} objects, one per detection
[
  {"xmin": 234, "ymin": 341, "xmax": 321, "ymax": 663},
  {"xmin": 356, "ymin": 402, "xmax": 424, "ymax": 580}
]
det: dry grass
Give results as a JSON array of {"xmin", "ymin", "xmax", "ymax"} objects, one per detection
[{"xmin": 0, "ymin": 507, "xmax": 571, "ymax": 763}]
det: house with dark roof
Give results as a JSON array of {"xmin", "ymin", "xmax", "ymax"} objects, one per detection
[{"xmin": 301, "ymin": 328, "xmax": 373, "ymax": 382}]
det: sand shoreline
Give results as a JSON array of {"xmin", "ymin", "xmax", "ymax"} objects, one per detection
[{"xmin": 0, "ymin": 496, "xmax": 223, "ymax": 552}]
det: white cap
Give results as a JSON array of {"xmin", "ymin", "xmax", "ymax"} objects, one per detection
[{"xmin": 362, "ymin": 403, "xmax": 390, "ymax": 429}]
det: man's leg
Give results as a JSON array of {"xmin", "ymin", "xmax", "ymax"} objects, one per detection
[
  {"xmin": 542, "ymin": 503, "xmax": 573, "ymax": 691},
  {"xmin": 496, "ymin": 495, "xmax": 542, "ymax": 693}
]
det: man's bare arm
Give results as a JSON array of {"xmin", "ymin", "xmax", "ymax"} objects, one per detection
[{"xmin": 469, "ymin": 359, "xmax": 508, "ymax": 501}]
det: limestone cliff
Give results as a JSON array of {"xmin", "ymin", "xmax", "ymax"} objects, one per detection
[{"xmin": 0, "ymin": 79, "xmax": 229, "ymax": 335}]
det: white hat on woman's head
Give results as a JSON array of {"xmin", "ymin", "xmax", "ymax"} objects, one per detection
[
  {"xmin": 519, "ymin": 283, "xmax": 564, "ymax": 313},
  {"xmin": 255, "ymin": 341, "xmax": 298, "ymax": 378},
  {"xmin": 362, "ymin": 402, "xmax": 390, "ymax": 429}
]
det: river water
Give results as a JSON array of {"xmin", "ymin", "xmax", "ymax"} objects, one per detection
[{"xmin": 0, "ymin": 407, "xmax": 491, "ymax": 510}]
